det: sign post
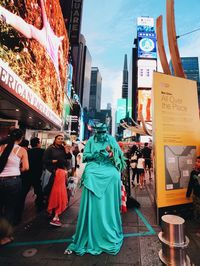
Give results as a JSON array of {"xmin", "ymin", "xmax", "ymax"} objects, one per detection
[{"xmin": 152, "ymin": 72, "xmax": 200, "ymax": 222}]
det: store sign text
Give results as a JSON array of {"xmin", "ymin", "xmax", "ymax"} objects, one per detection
[{"xmin": 0, "ymin": 61, "xmax": 61, "ymax": 128}]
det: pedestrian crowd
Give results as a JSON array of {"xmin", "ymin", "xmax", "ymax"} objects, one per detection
[
  {"xmin": 0, "ymin": 128, "xmax": 85, "ymax": 246},
  {"xmin": 0, "ymin": 126, "xmax": 200, "ymax": 255},
  {"xmin": 127, "ymin": 142, "xmax": 153, "ymax": 189}
]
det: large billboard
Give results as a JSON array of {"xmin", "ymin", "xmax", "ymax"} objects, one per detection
[
  {"xmin": 137, "ymin": 17, "xmax": 157, "ymax": 59},
  {"xmin": 138, "ymin": 32, "xmax": 157, "ymax": 59},
  {"xmin": 138, "ymin": 59, "xmax": 157, "ymax": 88},
  {"xmin": 153, "ymin": 72, "xmax": 200, "ymax": 209},
  {"xmin": 0, "ymin": 0, "xmax": 69, "ymax": 125},
  {"xmin": 116, "ymin": 98, "xmax": 126, "ymax": 124},
  {"xmin": 137, "ymin": 17, "xmax": 154, "ymax": 32},
  {"xmin": 137, "ymin": 89, "xmax": 152, "ymax": 122}
]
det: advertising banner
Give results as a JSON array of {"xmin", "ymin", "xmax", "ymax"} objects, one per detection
[
  {"xmin": 116, "ymin": 98, "xmax": 126, "ymax": 123},
  {"xmin": 153, "ymin": 72, "xmax": 200, "ymax": 208},
  {"xmin": 137, "ymin": 17, "xmax": 154, "ymax": 32},
  {"xmin": 137, "ymin": 17, "xmax": 157, "ymax": 59},
  {"xmin": 0, "ymin": 0, "xmax": 69, "ymax": 118},
  {"xmin": 69, "ymin": 0, "xmax": 84, "ymax": 45},
  {"xmin": 138, "ymin": 59, "xmax": 157, "ymax": 88},
  {"xmin": 138, "ymin": 90, "xmax": 152, "ymax": 122},
  {"xmin": 138, "ymin": 32, "xmax": 157, "ymax": 59}
]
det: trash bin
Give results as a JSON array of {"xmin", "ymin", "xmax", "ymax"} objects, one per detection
[{"xmin": 158, "ymin": 214, "xmax": 192, "ymax": 265}]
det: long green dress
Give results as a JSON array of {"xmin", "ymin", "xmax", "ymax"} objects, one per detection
[{"xmin": 66, "ymin": 134, "xmax": 126, "ymax": 255}]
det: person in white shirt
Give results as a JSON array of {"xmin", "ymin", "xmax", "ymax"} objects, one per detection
[
  {"xmin": 137, "ymin": 154, "xmax": 145, "ymax": 189},
  {"xmin": 0, "ymin": 128, "xmax": 29, "ymax": 245}
]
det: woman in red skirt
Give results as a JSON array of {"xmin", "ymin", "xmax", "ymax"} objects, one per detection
[{"xmin": 47, "ymin": 162, "xmax": 68, "ymax": 226}]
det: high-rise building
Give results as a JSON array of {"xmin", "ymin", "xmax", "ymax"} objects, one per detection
[
  {"xmin": 89, "ymin": 67, "xmax": 102, "ymax": 112},
  {"xmin": 81, "ymin": 46, "xmax": 92, "ymax": 108},
  {"xmin": 131, "ymin": 17, "xmax": 157, "ymax": 122},
  {"xmin": 129, "ymin": 47, "xmax": 138, "ymax": 122},
  {"xmin": 169, "ymin": 57, "xmax": 200, "ymax": 103},
  {"xmin": 170, "ymin": 57, "xmax": 199, "ymax": 81},
  {"xmin": 107, "ymin": 103, "xmax": 112, "ymax": 110},
  {"xmin": 122, "ymin": 54, "xmax": 128, "ymax": 99},
  {"xmin": 72, "ymin": 34, "xmax": 86, "ymax": 99}
]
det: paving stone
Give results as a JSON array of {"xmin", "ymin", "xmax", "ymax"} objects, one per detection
[
  {"xmin": 107, "ymin": 237, "xmax": 140, "ymax": 265},
  {"xmin": 1, "ymin": 178, "xmax": 200, "ymax": 265}
]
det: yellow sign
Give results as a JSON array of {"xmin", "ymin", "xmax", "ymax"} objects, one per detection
[{"xmin": 153, "ymin": 72, "xmax": 200, "ymax": 208}]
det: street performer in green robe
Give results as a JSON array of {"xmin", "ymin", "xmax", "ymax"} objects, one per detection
[{"xmin": 64, "ymin": 123, "xmax": 126, "ymax": 255}]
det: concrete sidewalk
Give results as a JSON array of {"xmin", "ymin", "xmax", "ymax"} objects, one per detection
[{"xmin": 0, "ymin": 180, "xmax": 199, "ymax": 266}]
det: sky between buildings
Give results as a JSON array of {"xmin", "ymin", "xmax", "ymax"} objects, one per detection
[{"xmin": 81, "ymin": 0, "xmax": 200, "ymax": 109}]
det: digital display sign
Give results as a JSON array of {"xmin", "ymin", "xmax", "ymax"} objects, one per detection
[
  {"xmin": 0, "ymin": 0, "xmax": 69, "ymax": 119},
  {"xmin": 66, "ymin": 63, "xmax": 73, "ymax": 99},
  {"xmin": 138, "ymin": 59, "xmax": 157, "ymax": 88},
  {"xmin": 137, "ymin": 17, "xmax": 157, "ymax": 59},
  {"xmin": 116, "ymin": 98, "xmax": 126, "ymax": 124},
  {"xmin": 137, "ymin": 32, "xmax": 157, "ymax": 59},
  {"xmin": 137, "ymin": 17, "xmax": 155, "ymax": 33},
  {"xmin": 138, "ymin": 90, "xmax": 152, "ymax": 122}
]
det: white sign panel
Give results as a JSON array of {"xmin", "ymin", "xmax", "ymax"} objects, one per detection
[
  {"xmin": 137, "ymin": 17, "xmax": 154, "ymax": 27},
  {"xmin": 137, "ymin": 59, "xmax": 157, "ymax": 88}
]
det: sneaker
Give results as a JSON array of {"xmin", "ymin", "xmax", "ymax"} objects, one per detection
[{"xmin": 50, "ymin": 219, "xmax": 62, "ymax": 227}]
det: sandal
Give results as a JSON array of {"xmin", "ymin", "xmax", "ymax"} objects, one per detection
[
  {"xmin": 0, "ymin": 236, "xmax": 14, "ymax": 247},
  {"xmin": 64, "ymin": 249, "xmax": 73, "ymax": 255}
]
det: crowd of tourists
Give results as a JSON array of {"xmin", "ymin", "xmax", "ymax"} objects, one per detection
[
  {"xmin": 0, "ymin": 125, "xmax": 200, "ymax": 255},
  {"xmin": 124, "ymin": 142, "xmax": 153, "ymax": 189},
  {"xmin": 0, "ymin": 128, "xmax": 85, "ymax": 246},
  {"xmin": 0, "ymin": 124, "xmax": 126, "ymax": 255}
]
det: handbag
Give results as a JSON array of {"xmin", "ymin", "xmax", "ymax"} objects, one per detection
[
  {"xmin": 41, "ymin": 169, "xmax": 55, "ymax": 196},
  {"xmin": 41, "ymin": 169, "xmax": 52, "ymax": 191}
]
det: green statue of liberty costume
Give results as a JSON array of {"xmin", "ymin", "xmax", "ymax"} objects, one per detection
[{"xmin": 65, "ymin": 124, "xmax": 126, "ymax": 256}]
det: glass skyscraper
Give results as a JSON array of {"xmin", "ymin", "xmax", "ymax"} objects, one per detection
[
  {"xmin": 170, "ymin": 57, "xmax": 200, "ymax": 103},
  {"xmin": 170, "ymin": 57, "xmax": 199, "ymax": 80},
  {"xmin": 89, "ymin": 67, "xmax": 102, "ymax": 112}
]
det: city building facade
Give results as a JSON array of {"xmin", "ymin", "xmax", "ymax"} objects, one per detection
[
  {"xmin": 89, "ymin": 67, "xmax": 102, "ymax": 112},
  {"xmin": 122, "ymin": 54, "xmax": 129, "ymax": 99},
  {"xmin": 170, "ymin": 57, "xmax": 200, "ymax": 104}
]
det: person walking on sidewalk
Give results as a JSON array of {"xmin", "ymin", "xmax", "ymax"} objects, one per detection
[
  {"xmin": 137, "ymin": 154, "xmax": 145, "ymax": 189},
  {"xmin": 130, "ymin": 145, "xmax": 140, "ymax": 187},
  {"xmin": 141, "ymin": 142, "xmax": 152, "ymax": 181},
  {"xmin": 20, "ymin": 137, "xmax": 45, "ymax": 216},
  {"xmin": 64, "ymin": 123, "xmax": 126, "ymax": 256},
  {"xmin": 75, "ymin": 142, "xmax": 86, "ymax": 180},
  {"xmin": 43, "ymin": 135, "xmax": 72, "ymax": 174},
  {"xmin": 47, "ymin": 161, "xmax": 68, "ymax": 227}
]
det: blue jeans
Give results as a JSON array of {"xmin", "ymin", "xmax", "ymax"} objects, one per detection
[{"xmin": 0, "ymin": 177, "xmax": 22, "ymax": 225}]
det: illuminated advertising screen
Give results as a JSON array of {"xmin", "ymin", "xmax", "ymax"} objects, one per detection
[
  {"xmin": 138, "ymin": 59, "xmax": 157, "ymax": 88},
  {"xmin": 137, "ymin": 17, "xmax": 154, "ymax": 33},
  {"xmin": 66, "ymin": 63, "xmax": 73, "ymax": 98},
  {"xmin": 116, "ymin": 98, "xmax": 126, "ymax": 123},
  {"xmin": 0, "ymin": 1, "xmax": 69, "ymax": 125},
  {"xmin": 137, "ymin": 32, "xmax": 157, "ymax": 59},
  {"xmin": 138, "ymin": 90, "xmax": 152, "ymax": 122},
  {"xmin": 123, "ymin": 129, "xmax": 132, "ymax": 139}
]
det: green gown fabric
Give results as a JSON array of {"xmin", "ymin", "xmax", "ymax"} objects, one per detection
[{"xmin": 67, "ymin": 134, "xmax": 126, "ymax": 255}]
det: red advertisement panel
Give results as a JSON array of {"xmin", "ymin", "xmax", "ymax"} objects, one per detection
[{"xmin": 138, "ymin": 90, "xmax": 152, "ymax": 122}]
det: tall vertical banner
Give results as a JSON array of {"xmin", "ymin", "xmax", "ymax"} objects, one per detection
[{"xmin": 153, "ymin": 72, "xmax": 200, "ymax": 211}]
